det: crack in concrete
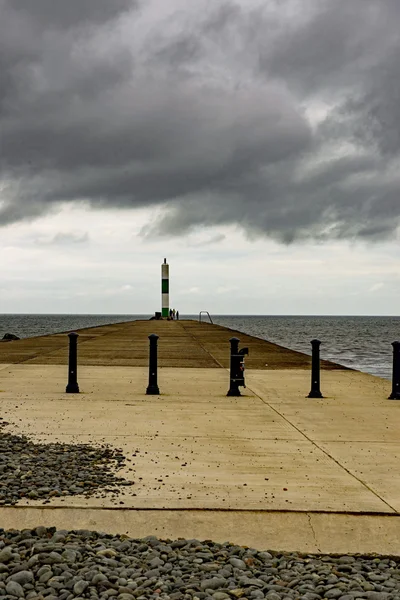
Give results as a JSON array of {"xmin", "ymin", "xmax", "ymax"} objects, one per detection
[{"xmin": 307, "ymin": 512, "xmax": 321, "ymax": 553}]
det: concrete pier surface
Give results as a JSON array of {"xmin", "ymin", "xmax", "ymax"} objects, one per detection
[{"xmin": 0, "ymin": 319, "xmax": 399, "ymax": 555}]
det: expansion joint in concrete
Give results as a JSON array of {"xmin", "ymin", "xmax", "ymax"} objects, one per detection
[
  {"xmin": 178, "ymin": 322, "xmax": 224, "ymax": 368},
  {"xmin": 246, "ymin": 383, "xmax": 398, "ymax": 515}
]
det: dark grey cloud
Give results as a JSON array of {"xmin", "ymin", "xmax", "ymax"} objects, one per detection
[
  {"xmin": 3, "ymin": 0, "xmax": 135, "ymax": 29},
  {"xmin": 1, "ymin": 0, "xmax": 400, "ymax": 243}
]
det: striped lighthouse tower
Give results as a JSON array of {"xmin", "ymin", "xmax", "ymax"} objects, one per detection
[{"xmin": 161, "ymin": 258, "xmax": 169, "ymax": 318}]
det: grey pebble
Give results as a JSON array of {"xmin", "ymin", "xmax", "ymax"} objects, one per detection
[
  {"xmin": 326, "ymin": 589, "xmax": 346, "ymax": 599},
  {"xmin": 229, "ymin": 559, "xmax": 247, "ymax": 570},
  {"xmin": 339, "ymin": 557, "xmax": 356, "ymax": 565},
  {"xmin": 239, "ymin": 577, "xmax": 264, "ymax": 588},
  {"xmin": 0, "ymin": 547, "xmax": 14, "ymax": 563},
  {"xmin": 6, "ymin": 580, "xmax": 25, "ymax": 597},
  {"xmin": 201, "ymin": 578, "xmax": 227, "ymax": 591},
  {"xmin": 8, "ymin": 570, "xmax": 34, "ymax": 585},
  {"xmin": 201, "ymin": 564, "xmax": 222, "ymax": 572},
  {"xmin": 73, "ymin": 579, "xmax": 89, "ymax": 595},
  {"xmin": 264, "ymin": 593, "xmax": 281, "ymax": 600},
  {"xmin": 39, "ymin": 569, "xmax": 53, "ymax": 583},
  {"xmin": 250, "ymin": 590, "xmax": 264, "ymax": 598},
  {"xmin": 61, "ymin": 549, "xmax": 77, "ymax": 563}
]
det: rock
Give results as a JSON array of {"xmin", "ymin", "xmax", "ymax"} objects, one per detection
[
  {"xmin": 2, "ymin": 333, "xmax": 20, "ymax": 341},
  {"xmin": 8, "ymin": 570, "xmax": 34, "ymax": 585},
  {"xmin": 96, "ymin": 548, "xmax": 118, "ymax": 558},
  {"xmin": 39, "ymin": 570, "xmax": 54, "ymax": 583},
  {"xmin": 201, "ymin": 563, "xmax": 221, "ymax": 572},
  {"xmin": 6, "ymin": 580, "xmax": 25, "ymax": 597},
  {"xmin": 73, "ymin": 579, "xmax": 89, "ymax": 595},
  {"xmin": 264, "ymin": 593, "xmax": 281, "ymax": 600},
  {"xmin": 325, "ymin": 589, "xmax": 345, "ymax": 599},
  {"xmin": 150, "ymin": 557, "xmax": 164, "ymax": 567},
  {"xmin": 93, "ymin": 573, "xmax": 108, "ymax": 584},
  {"xmin": 238, "ymin": 577, "xmax": 264, "ymax": 588},
  {"xmin": 258, "ymin": 552, "xmax": 273, "ymax": 560},
  {"xmin": 229, "ymin": 558, "xmax": 247, "ymax": 570},
  {"xmin": 0, "ymin": 547, "xmax": 14, "ymax": 563},
  {"xmin": 144, "ymin": 568, "xmax": 160, "ymax": 578},
  {"xmin": 338, "ymin": 556, "xmax": 356, "ymax": 564},
  {"xmin": 368, "ymin": 575, "xmax": 387, "ymax": 582},
  {"xmin": 250, "ymin": 591, "xmax": 264, "ymax": 599},
  {"xmin": 61, "ymin": 549, "xmax": 77, "ymax": 563},
  {"xmin": 227, "ymin": 590, "xmax": 246, "ymax": 598},
  {"xmin": 201, "ymin": 578, "xmax": 227, "ymax": 591}
]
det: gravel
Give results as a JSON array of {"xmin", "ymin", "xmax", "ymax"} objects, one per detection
[
  {"xmin": 0, "ymin": 424, "xmax": 133, "ymax": 506},
  {"xmin": 0, "ymin": 528, "xmax": 399, "ymax": 599}
]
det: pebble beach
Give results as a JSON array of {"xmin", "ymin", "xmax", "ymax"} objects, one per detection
[{"xmin": 0, "ymin": 527, "xmax": 399, "ymax": 600}]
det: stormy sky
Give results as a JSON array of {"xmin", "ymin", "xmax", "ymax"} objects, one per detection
[{"xmin": 1, "ymin": 0, "xmax": 399, "ymax": 314}]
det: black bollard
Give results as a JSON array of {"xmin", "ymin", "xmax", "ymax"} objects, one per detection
[
  {"xmin": 66, "ymin": 332, "xmax": 79, "ymax": 393},
  {"xmin": 307, "ymin": 339, "xmax": 323, "ymax": 398},
  {"xmin": 389, "ymin": 341, "xmax": 400, "ymax": 400},
  {"xmin": 146, "ymin": 334, "xmax": 160, "ymax": 395},
  {"xmin": 227, "ymin": 337, "xmax": 241, "ymax": 397}
]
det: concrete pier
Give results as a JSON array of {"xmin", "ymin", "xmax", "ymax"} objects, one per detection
[{"xmin": 0, "ymin": 319, "xmax": 399, "ymax": 555}]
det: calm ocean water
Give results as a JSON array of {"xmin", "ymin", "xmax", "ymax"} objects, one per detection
[{"xmin": 0, "ymin": 314, "xmax": 399, "ymax": 380}]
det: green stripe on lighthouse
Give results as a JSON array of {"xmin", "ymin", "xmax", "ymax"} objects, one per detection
[{"xmin": 162, "ymin": 279, "xmax": 169, "ymax": 294}]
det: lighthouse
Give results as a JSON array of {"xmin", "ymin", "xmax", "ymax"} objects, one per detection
[{"xmin": 161, "ymin": 258, "xmax": 169, "ymax": 317}]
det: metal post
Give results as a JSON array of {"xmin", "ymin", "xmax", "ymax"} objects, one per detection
[
  {"xmin": 146, "ymin": 334, "xmax": 160, "ymax": 395},
  {"xmin": 308, "ymin": 339, "xmax": 323, "ymax": 398},
  {"xmin": 389, "ymin": 341, "xmax": 400, "ymax": 400},
  {"xmin": 227, "ymin": 337, "xmax": 241, "ymax": 397},
  {"xmin": 66, "ymin": 332, "xmax": 79, "ymax": 393}
]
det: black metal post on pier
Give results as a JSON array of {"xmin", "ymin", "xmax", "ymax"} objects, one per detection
[
  {"xmin": 146, "ymin": 334, "xmax": 160, "ymax": 395},
  {"xmin": 389, "ymin": 341, "xmax": 400, "ymax": 400},
  {"xmin": 227, "ymin": 336, "xmax": 249, "ymax": 397},
  {"xmin": 66, "ymin": 332, "xmax": 79, "ymax": 394},
  {"xmin": 307, "ymin": 338, "xmax": 323, "ymax": 398}
]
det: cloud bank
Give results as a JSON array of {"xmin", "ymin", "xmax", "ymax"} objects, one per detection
[{"xmin": 1, "ymin": 0, "xmax": 400, "ymax": 242}]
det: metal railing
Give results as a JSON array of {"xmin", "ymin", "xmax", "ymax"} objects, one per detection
[{"xmin": 199, "ymin": 311, "xmax": 213, "ymax": 324}]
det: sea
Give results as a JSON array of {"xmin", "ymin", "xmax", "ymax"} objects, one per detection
[{"xmin": 0, "ymin": 314, "xmax": 399, "ymax": 380}]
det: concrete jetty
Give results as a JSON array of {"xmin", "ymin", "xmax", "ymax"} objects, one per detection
[{"xmin": 0, "ymin": 319, "xmax": 399, "ymax": 555}]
